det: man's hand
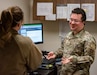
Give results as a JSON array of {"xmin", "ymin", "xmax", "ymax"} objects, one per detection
[{"xmin": 61, "ymin": 56, "xmax": 73, "ymax": 64}]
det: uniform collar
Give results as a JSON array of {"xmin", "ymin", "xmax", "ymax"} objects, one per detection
[
  {"xmin": 11, "ymin": 29, "xmax": 19, "ymax": 35},
  {"xmin": 68, "ymin": 29, "xmax": 85, "ymax": 39}
]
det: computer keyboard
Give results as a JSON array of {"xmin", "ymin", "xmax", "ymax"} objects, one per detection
[
  {"xmin": 39, "ymin": 58, "xmax": 55, "ymax": 70},
  {"xmin": 42, "ymin": 58, "xmax": 55, "ymax": 64}
]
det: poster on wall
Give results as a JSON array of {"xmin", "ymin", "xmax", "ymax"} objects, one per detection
[
  {"xmin": 37, "ymin": 2, "xmax": 53, "ymax": 16},
  {"xmin": 81, "ymin": 3, "xmax": 95, "ymax": 21},
  {"xmin": 67, "ymin": 4, "xmax": 80, "ymax": 21},
  {"xmin": 56, "ymin": 5, "xmax": 67, "ymax": 19}
]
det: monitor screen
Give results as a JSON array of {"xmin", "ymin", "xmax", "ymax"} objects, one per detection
[{"xmin": 19, "ymin": 23, "xmax": 43, "ymax": 44}]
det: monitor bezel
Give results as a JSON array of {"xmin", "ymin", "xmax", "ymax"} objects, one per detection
[{"xmin": 20, "ymin": 23, "xmax": 44, "ymax": 44}]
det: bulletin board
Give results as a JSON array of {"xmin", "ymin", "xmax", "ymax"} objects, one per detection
[
  {"xmin": 33, "ymin": 0, "xmax": 97, "ymax": 21},
  {"xmin": 33, "ymin": 0, "xmax": 57, "ymax": 20}
]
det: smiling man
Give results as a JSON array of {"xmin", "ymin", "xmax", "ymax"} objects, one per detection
[{"xmin": 47, "ymin": 8, "xmax": 96, "ymax": 75}]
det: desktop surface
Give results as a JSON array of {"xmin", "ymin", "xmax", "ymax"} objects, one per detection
[{"xmin": 29, "ymin": 51, "xmax": 61, "ymax": 75}]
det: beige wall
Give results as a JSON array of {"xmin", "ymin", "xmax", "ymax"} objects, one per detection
[
  {"xmin": 0, "ymin": 0, "xmax": 97, "ymax": 75},
  {"xmin": 0, "ymin": 0, "xmax": 30, "ymax": 23}
]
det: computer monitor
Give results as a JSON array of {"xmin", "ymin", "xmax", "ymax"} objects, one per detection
[{"xmin": 19, "ymin": 23, "xmax": 43, "ymax": 44}]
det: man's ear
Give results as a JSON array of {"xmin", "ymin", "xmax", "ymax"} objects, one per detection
[{"xmin": 82, "ymin": 21, "xmax": 85, "ymax": 25}]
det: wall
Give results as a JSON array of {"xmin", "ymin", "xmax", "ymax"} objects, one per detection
[
  {"xmin": 0, "ymin": 0, "xmax": 30, "ymax": 23},
  {"xmin": 0, "ymin": 0, "xmax": 97, "ymax": 75}
]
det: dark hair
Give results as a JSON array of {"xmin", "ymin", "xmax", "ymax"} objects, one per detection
[
  {"xmin": 71, "ymin": 8, "xmax": 86, "ymax": 21},
  {"xmin": 0, "ymin": 6, "xmax": 24, "ymax": 48}
]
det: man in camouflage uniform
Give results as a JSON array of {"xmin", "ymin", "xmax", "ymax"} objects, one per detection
[{"xmin": 46, "ymin": 8, "xmax": 96, "ymax": 75}]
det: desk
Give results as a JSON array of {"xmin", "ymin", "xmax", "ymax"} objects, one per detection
[
  {"xmin": 29, "ymin": 52, "xmax": 60, "ymax": 75},
  {"xmin": 30, "ymin": 66, "xmax": 57, "ymax": 75},
  {"xmin": 29, "ymin": 58, "xmax": 61, "ymax": 75}
]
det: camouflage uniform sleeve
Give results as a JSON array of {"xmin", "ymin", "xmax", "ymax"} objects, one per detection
[
  {"xmin": 71, "ymin": 38, "xmax": 96, "ymax": 64},
  {"xmin": 54, "ymin": 48, "xmax": 64, "ymax": 58}
]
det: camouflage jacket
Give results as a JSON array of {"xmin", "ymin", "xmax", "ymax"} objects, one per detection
[{"xmin": 55, "ymin": 29, "xmax": 96, "ymax": 75}]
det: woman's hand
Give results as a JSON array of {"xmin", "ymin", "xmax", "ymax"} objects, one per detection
[{"xmin": 46, "ymin": 51, "xmax": 56, "ymax": 60}]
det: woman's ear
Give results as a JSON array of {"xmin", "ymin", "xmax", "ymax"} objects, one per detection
[
  {"xmin": 17, "ymin": 23, "xmax": 20, "ymax": 27},
  {"xmin": 17, "ymin": 20, "xmax": 23, "ymax": 30},
  {"xmin": 18, "ymin": 23, "xmax": 22, "ymax": 29}
]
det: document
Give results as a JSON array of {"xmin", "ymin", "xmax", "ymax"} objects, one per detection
[
  {"xmin": 56, "ymin": 5, "xmax": 67, "ymax": 19},
  {"xmin": 81, "ymin": 3, "xmax": 95, "ymax": 21},
  {"xmin": 37, "ymin": 2, "xmax": 53, "ymax": 16},
  {"xmin": 45, "ymin": 14, "xmax": 56, "ymax": 20},
  {"xmin": 67, "ymin": 4, "xmax": 80, "ymax": 21}
]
